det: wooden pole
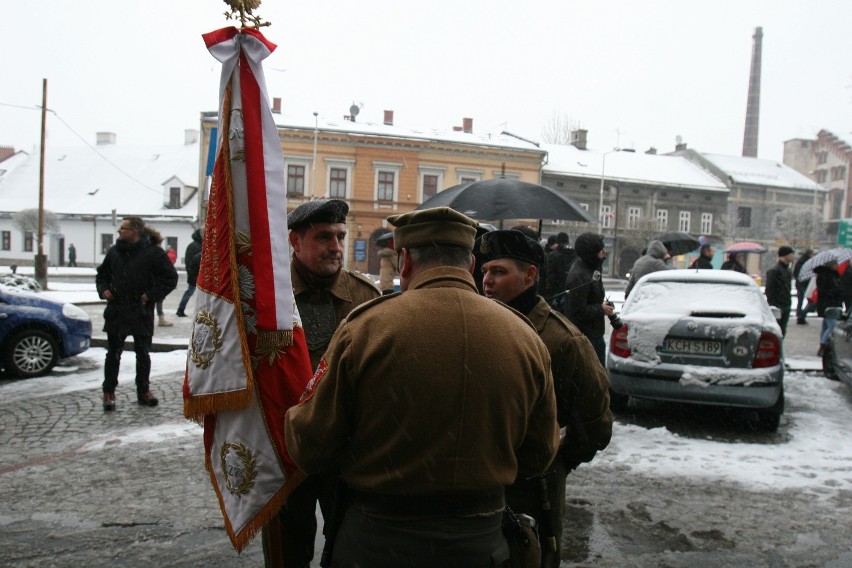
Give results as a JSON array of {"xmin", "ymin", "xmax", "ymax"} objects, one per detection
[{"xmin": 35, "ymin": 78, "xmax": 48, "ymax": 288}]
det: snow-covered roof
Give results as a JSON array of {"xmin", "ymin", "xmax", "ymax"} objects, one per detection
[
  {"xmin": 0, "ymin": 143, "xmax": 199, "ymax": 218},
  {"xmin": 0, "ymin": 150, "xmax": 30, "ymax": 181},
  {"xmin": 244, "ymin": 113, "xmax": 546, "ymax": 153},
  {"xmin": 542, "ymin": 144, "xmax": 728, "ymax": 192},
  {"xmin": 701, "ymin": 153, "xmax": 824, "ymax": 191}
]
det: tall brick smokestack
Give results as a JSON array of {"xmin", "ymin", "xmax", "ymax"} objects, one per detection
[{"xmin": 742, "ymin": 26, "xmax": 763, "ymax": 158}]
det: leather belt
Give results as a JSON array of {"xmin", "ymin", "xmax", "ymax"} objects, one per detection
[{"xmin": 348, "ymin": 489, "xmax": 505, "ymax": 518}]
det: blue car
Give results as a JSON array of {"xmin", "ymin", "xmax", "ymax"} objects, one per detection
[{"xmin": 0, "ymin": 284, "xmax": 92, "ymax": 377}]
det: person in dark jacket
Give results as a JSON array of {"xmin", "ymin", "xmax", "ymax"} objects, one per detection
[
  {"xmin": 689, "ymin": 244, "xmax": 715, "ymax": 269},
  {"xmin": 721, "ymin": 252, "xmax": 747, "ymax": 273},
  {"xmin": 815, "ymin": 259, "xmax": 844, "ymax": 356},
  {"xmin": 793, "ymin": 249, "xmax": 815, "ymax": 324},
  {"xmin": 479, "ymin": 229, "xmax": 612, "ymax": 568},
  {"xmin": 765, "ymin": 246, "xmax": 795, "ymax": 336},
  {"xmin": 562, "ymin": 232, "xmax": 613, "ymax": 366},
  {"xmin": 176, "ymin": 228, "xmax": 203, "ymax": 317},
  {"xmin": 624, "ymin": 240, "xmax": 674, "ymax": 298},
  {"xmin": 546, "ymin": 232, "xmax": 576, "ymax": 306},
  {"xmin": 96, "ymin": 216, "xmax": 178, "ymax": 411}
]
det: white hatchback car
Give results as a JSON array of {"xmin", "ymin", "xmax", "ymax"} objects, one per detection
[{"xmin": 606, "ymin": 269, "xmax": 784, "ymax": 430}]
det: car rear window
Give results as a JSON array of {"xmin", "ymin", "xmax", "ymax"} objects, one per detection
[{"xmin": 627, "ymin": 280, "xmax": 766, "ymax": 319}]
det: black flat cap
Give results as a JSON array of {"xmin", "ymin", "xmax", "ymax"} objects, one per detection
[
  {"xmin": 288, "ymin": 199, "xmax": 349, "ymax": 230},
  {"xmin": 478, "ymin": 229, "xmax": 545, "ymax": 268}
]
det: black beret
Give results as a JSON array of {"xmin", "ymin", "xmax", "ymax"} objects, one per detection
[
  {"xmin": 478, "ymin": 229, "xmax": 545, "ymax": 268},
  {"xmin": 288, "ymin": 199, "xmax": 349, "ymax": 230},
  {"xmin": 778, "ymin": 246, "xmax": 795, "ymax": 257}
]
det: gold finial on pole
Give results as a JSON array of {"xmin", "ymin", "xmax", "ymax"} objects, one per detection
[{"xmin": 223, "ymin": 0, "xmax": 270, "ymax": 29}]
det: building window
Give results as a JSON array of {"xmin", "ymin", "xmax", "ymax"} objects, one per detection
[
  {"xmin": 579, "ymin": 203, "xmax": 589, "ymax": 212},
  {"xmin": 815, "ymin": 169, "xmax": 828, "ymax": 183},
  {"xmin": 419, "ymin": 166, "xmax": 445, "ymax": 202},
  {"xmin": 1, "ymin": 231, "xmax": 9, "ymax": 251},
  {"xmin": 456, "ymin": 168, "xmax": 483, "ymax": 184},
  {"xmin": 373, "ymin": 161, "xmax": 402, "ymax": 203},
  {"xmin": 832, "ymin": 166, "xmax": 847, "ymax": 181},
  {"xmin": 23, "ymin": 231, "xmax": 33, "ymax": 252},
  {"xmin": 166, "ymin": 237, "xmax": 178, "ymax": 259},
  {"xmin": 656, "ymin": 209, "xmax": 668, "ymax": 231},
  {"xmin": 627, "ymin": 206, "xmax": 641, "ymax": 229},
  {"xmin": 377, "ymin": 171, "xmax": 395, "ymax": 201},
  {"xmin": 329, "ymin": 168, "xmax": 347, "ymax": 198},
  {"xmin": 287, "ymin": 164, "xmax": 306, "ymax": 197},
  {"xmin": 169, "ymin": 187, "xmax": 181, "ymax": 209},
  {"xmin": 601, "ymin": 205, "xmax": 612, "ymax": 229},
  {"xmin": 423, "ymin": 174, "xmax": 439, "ymax": 201},
  {"xmin": 101, "ymin": 233, "xmax": 114, "ymax": 254},
  {"xmin": 737, "ymin": 207, "xmax": 751, "ymax": 228},
  {"xmin": 833, "ymin": 192, "xmax": 843, "ymax": 220},
  {"xmin": 816, "ymin": 151, "xmax": 828, "ymax": 165},
  {"xmin": 700, "ymin": 212, "xmax": 713, "ymax": 234},
  {"xmin": 678, "ymin": 211, "xmax": 690, "ymax": 232}
]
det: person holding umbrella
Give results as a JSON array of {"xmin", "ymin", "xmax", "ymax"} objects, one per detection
[
  {"xmin": 765, "ymin": 246, "xmax": 796, "ymax": 336},
  {"xmin": 816, "ymin": 259, "xmax": 844, "ymax": 356},
  {"xmin": 794, "ymin": 249, "xmax": 815, "ymax": 324}
]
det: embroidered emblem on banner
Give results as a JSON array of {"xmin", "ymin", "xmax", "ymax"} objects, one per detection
[
  {"xmin": 220, "ymin": 441, "xmax": 257, "ymax": 496},
  {"xmin": 190, "ymin": 310, "xmax": 224, "ymax": 369},
  {"xmin": 299, "ymin": 358, "xmax": 328, "ymax": 404}
]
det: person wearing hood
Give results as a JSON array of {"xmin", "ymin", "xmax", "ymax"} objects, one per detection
[
  {"xmin": 95, "ymin": 216, "xmax": 178, "ymax": 411},
  {"xmin": 176, "ymin": 228, "xmax": 203, "ymax": 317},
  {"xmin": 624, "ymin": 240, "xmax": 674, "ymax": 298},
  {"xmin": 479, "ymin": 229, "xmax": 612, "ymax": 567},
  {"xmin": 546, "ymin": 232, "xmax": 577, "ymax": 306},
  {"xmin": 562, "ymin": 232, "xmax": 613, "ymax": 366},
  {"xmin": 689, "ymin": 244, "xmax": 715, "ymax": 269}
]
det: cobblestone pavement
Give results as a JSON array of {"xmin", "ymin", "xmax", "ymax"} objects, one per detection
[{"xmin": 0, "ymin": 276, "xmax": 833, "ymax": 566}]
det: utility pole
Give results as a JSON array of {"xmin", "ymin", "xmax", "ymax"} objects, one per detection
[{"xmin": 35, "ymin": 78, "xmax": 48, "ymax": 289}]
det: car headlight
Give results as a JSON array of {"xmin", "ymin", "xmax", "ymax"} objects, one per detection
[{"xmin": 62, "ymin": 303, "xmax": 91, "ymax": 321}]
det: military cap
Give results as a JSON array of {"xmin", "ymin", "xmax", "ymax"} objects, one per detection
[
  {"xmin": 478, "ymin": 229, "xmax": 545, "ymax": 268},
  {"xmin": 387, "ymin": 207, "xmax": 478, "ymax": 252},
  {"xmin": 287, "ymin": 199, "xmax": 349, "ymax": 230}
]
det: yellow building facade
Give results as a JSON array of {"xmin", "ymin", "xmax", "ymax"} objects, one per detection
[{"xmin": 199, "ymin": 110, "xmax": 546, "ymax": 275}]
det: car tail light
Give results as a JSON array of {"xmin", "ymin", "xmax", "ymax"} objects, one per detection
[
  {"xmin": 610, "ymin": 324, "xmax": 631, "ymax": 358},
  {"xmin": 753, "ymin": 331, "xmax": 780, "ymax": 368}
]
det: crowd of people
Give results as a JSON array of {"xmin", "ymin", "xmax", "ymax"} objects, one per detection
[{"xmin": 98, "ymin": 203, "xmax": 846, "ymax": 566}]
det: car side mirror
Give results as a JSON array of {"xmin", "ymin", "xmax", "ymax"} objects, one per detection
[{"xmin": 769, "ymin": 306, "xmax": 782, "ymax": 320}]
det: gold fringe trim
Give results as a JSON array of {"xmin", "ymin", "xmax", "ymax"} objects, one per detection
[
  {"xmin": 184, "ymin": 388, "xmax": 252, "ymax": 423},
  {"xmin": 255, "ymin": 329, "xmax": 293, "ymax": 366}
]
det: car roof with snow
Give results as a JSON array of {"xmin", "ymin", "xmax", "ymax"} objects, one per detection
[{"xmin": 637, "ymin": 269, "xmax": 757, "ymax": 286}]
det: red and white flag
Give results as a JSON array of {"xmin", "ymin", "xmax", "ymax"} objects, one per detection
[{"xmin": 183, "ymin": 26, "xmax": 313, "ymax": 552}]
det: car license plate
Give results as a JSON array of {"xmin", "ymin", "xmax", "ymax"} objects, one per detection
[{"xmin": 662, "ymin": 338, "xmax": 722, "ymax": 355}]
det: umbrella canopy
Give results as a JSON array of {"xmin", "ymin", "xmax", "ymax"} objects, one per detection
[
  {"xmin": 724, "ymin": 241, "xmax": 766, "ymax": 254},
  {"xmin": 797, "ymin": 247, "xmax": 852, "ymax": 282},
  {"xmin": 652, "ymin": 232, "xmax": 700, "ymax": 256},
  {"xmin": 415, "ymin": 178, "xmax": 594, "ymax": 223}
]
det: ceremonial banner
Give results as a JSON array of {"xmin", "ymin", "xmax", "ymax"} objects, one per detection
[{"xmin": 183, "ymin": 26, "xmax": 313, "ymax": 552}]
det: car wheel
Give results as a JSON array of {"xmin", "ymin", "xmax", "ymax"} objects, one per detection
[
  {"xmin": 609, "ymin": 388, "xmax": 630, "ymax": 412},
  {"xmin": 755, "ymin": 392, "xmax": 784, "ymax": 432},
  {"xmin": 4, "ymin": 329, "xmax": 59, "ymax": 378},
  {"xmin": 822, "ymin": 343, "xmax": 839, "ymax": 381}
]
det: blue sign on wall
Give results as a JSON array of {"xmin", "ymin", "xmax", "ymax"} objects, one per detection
[{"xmin": 354, "ymin": 239, "xmax": 367, "ymax": 262}]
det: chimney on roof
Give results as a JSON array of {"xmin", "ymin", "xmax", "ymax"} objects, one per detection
[
  {"xmin": 675, "ymin": 142, "xmax": 687, "ymax": 152},
  {"xmin": 383, "ymin": 110, "xmax": 394, "ymax": 126},
  {"xmin": 646, "ymin": 147, "xmax": 657, "ymax": 155},
  {"xmin": 96, "ymin": 132, "xmax": 116, "ymax": 145},
  {"xmin": 741, "ymin": 26, "xmax": 763, "ymax": 158},
  {"xmin": 272, "ymin": 97, "xmax": 282, "ymax": 114},
  {"xmin": 0, "ymin": 146, "xmax": 14, "ymax": 162},
  {"xmin": 462, "ymin": 118, "xmax": 473, "ymax": 134},
  {"xmin": 571, "ymin": 129, "xmax": 588, "ymax": 150},
  {"xmin": 452, "ymin": 126, "xmax": 463, "ymax": 132},
  {"xmin": 184, "ymin": 129, "xmax": 199, "ymax": 145}
]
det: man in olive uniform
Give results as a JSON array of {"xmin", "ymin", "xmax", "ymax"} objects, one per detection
[
  {"xmin": 479, "ymin": 229, "xmax": 612, "ymax": 567},
  {"xmin": 285, "ymin": 207, "xmax": 559, "ymax": 567},
  {"xmin": 263, "ymin": 198, "xmax": 379, "ymax": 567}
]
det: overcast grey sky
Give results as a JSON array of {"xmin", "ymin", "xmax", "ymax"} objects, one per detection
[{"xmin": 1, "ymin": 0, "xmax": 849, "ymax": 162}]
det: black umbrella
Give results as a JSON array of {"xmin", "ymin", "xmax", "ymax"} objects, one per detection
[
  {"xmin": 653, "ymin": 232, "xmax": 700, "ymax": 256},
  {"xmin": 415, "ymin": 178, "xmax": 593, "ymax": 223}
]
